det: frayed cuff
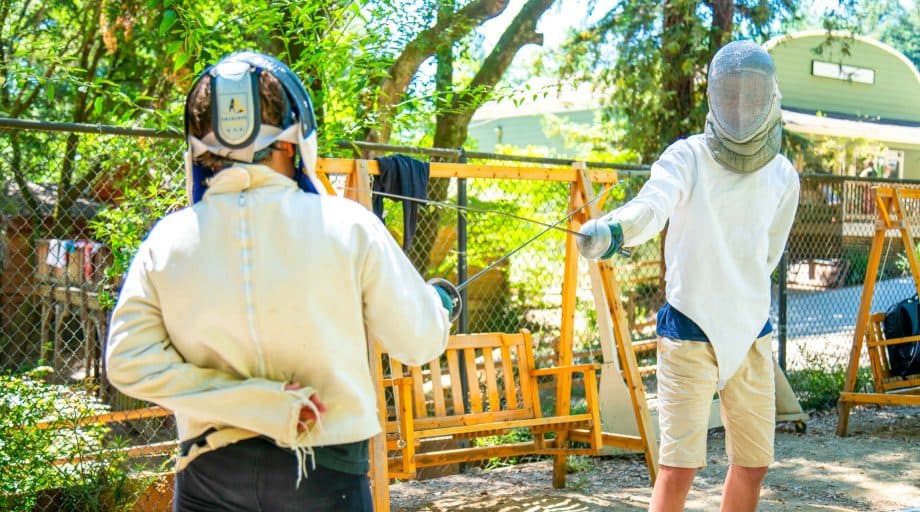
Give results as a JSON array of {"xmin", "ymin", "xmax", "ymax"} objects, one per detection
[{"xmin": 279, "ymin": 386, "xmax": 324, "ymax": 488}]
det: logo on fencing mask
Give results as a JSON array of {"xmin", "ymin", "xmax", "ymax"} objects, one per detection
[
  {"xmin": 210, "ymin": 60, "xmax": 260, "ymax": 150},
  {"xmin": 704, "ymin": 40, "xmax": 783, "ymax": 174},
  {"xmin": 184, "ymin": 51, "xmax": 324, "ymax": 203}
]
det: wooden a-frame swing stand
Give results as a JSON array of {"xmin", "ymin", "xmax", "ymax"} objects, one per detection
[
  {"xmin": 837, "ymin": 185, "xmax": 920, "ymax": 436},
  {"xmin": 321, "ymin": 158, "xmax": 659, "ymax": 511}
]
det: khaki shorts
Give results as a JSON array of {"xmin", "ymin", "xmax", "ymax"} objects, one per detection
[{"xmin": 656, "ymin": 335, "xmax": 775, "ymax": 468}]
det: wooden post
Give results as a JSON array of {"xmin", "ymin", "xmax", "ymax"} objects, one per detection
[
  {"xmin": 836, "ymin": 217, "xmax": 884, "ymax": 435},
  {"xmin": 551, "ymin": 163, "xmax": 585, "ymax": 488},
  {"xmin": 892, "ymin": 189, "xmax": 920, "ymax": 295},
  {"xmin": 344, "ymin": 160, "xmax": 390, "ymax": 511},
  {"xmin": 574, "ymin": 169, "xmax": 659, "ymax": 483},
  {"xmin": 344, "ymin": 160, "xmax": 373, "ymax": 206}
]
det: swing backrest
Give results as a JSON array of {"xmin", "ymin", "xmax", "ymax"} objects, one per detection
[{"xmin": 384, "ymin": 330, "xmax": 539, "ymax": 430}]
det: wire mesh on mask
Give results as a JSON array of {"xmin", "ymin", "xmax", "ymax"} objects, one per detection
[{"xmin": 707, "ymin": 40, "xmax": 778, "ymax": 142}]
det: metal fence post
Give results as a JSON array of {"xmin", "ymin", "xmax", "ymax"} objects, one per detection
[
  {"xmin": 778, "ymin": 249, "xmax": 788, "ymax": 372},
  {"xmin": 458, "ymin": 179, "xmax": 468, "ymax": 335},
  {"xmin": 457, "ymin": 153, "xmax": 470, "ymax": 415}
]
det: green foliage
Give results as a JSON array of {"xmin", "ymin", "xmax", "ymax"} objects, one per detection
[
  {"xmin": 565, "ymin": 455, "xmax": 594, "ymax": 474},
  {"xmin": 787, "ymin": 364, "xmax": 873, "ymax": 412},
  {"xmin": 0, "ymin": 369, "xmax": 150, "ymax": 511},
  {"xmin": 0, "ymin": 0, "xmax": 180, "ymax": 126},
  {"xmin": 877, "ymin": 2, "xmax": 920, "ymax": 70},
  {"xmin": 785, "ymin": 134, "xmax": 883, "ymax": 175},
  {"xmin": 472, "ymin": 428, "xmax": 536, "ymax": 470},
  {"xmin": 541, "ymin": 111, "xmax": 642, "ymax": 163},
  {"xmin": 786, "ymin": 345, "xmax": 875, "ymax": 411},
  {"xmin": 842, "ymin": 246, "xmax": 872, "ymax": 287},
  {"xmin": 168, "ymin": 1, "xmax": 404, "ymax": 148},
  {"xmin": 90, "ymin": 164, "xmax": 184, "ymax": 308},
  {"xmin": 842, "ymin": 241, "xmax": 908, "ymax": 288}
]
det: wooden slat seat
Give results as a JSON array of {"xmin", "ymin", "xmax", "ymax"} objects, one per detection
[{"xmin": 379, "ymin": 330, "xmax": 602, "ymax": 484}]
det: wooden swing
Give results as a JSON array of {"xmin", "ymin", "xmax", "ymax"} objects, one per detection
[
  {"xmin": 320, "ymin": 158, "xmax": 659, "ymax": 511},
  {"xmin": 837, "ymin": 185, "xmax": 920, "ymax": 436}
]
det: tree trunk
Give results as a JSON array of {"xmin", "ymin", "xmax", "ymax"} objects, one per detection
[
  {"xmin": 365, "ymin": 0, "xmax": 510, "ymax": 144},
  {"xmin": 660, "ymin": 0, "xmax": 696, "ymax": 148},
  {"xmin": 710, "ymin": 0, "xmax": 734, "ymax": 51},
  {"xmin": 51, "ymin": 133, "xmax": 81, "ymax": 239},
  {"xmin": 407, "ymin": 0, "xmax": 554, "ymax": 274},
  {"xmin": 48, "ymin": 2, "xmax": 104, "ymax": 239},
  {"xmin": 405, "ymin": 3, "xmax": 459, "ymax": 274}
]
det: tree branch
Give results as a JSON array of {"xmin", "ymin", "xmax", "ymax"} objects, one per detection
[
  {"xmin": 466, "ymin": 0, "xmax": 549, "ymax": 102},
  {"xmin": 435, "ymin": 0, "xmax": 554, "ymax": 148},
  {"xmin": 708, "ymin": 0, "xmax": 733, "ymax": 51},
  {"xmin": 9, "ymin": 65, "xmax": 57, "ymax": 118},
  {"xmin": 8, "ymin": 137, "xmax": 43, "ymax": 219},
  {"xmin": 366, "ymin": 0, "xmax": 510, "ymax": 143}
]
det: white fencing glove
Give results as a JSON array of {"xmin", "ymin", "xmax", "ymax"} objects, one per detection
[{"xmin": 576, "ymin": 219, "xmax": 624, "ymax": 260}]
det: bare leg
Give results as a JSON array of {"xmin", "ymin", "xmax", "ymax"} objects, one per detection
[
  {"xmin": 720, "ymin": 464, "xmax": 768, "ymax": 512},
  {"xmin": 649, "ymin": 465, "xmax": 696, "ymax": 512}
]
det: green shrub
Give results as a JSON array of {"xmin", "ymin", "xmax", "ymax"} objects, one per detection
[
  {"xmin": 0, "ymin": 369, "xmax": 150, "ymax": 511},
  {"xmin": 786, "ymin": 364, "xmax": 873, "ymax": 411},
  {"xmin": 842, "ymin": 246, "xmax": 871, "ymax": 287}
]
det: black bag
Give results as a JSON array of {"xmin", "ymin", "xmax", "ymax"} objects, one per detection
[{"xmin": 881, "ymin": 294, "xmax": 920, "ymax": 377}]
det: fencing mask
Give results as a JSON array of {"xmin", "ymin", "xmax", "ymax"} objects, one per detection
[
  {"xmin": 184, "ymin": 51, "xmax": 325, "ymax": 204},
  {"xmin": 704, "ymin": 40, "xmax": 783, "ymax": 174}
]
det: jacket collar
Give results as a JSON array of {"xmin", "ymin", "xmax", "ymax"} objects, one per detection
[{"xmin": 203, "ymin": 164, "xmax": 298, "ymax": 198}]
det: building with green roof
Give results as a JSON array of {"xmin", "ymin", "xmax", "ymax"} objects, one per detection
[{"xmin": 765, "ymin": 30, "xmax": 920, "ymax": 178}]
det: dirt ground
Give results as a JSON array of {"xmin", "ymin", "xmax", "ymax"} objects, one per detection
[{"xmin": 390, "ymin": 406, "xmax": 919, "ymax": 511}]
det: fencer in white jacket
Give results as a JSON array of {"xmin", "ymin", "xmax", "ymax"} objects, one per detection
[
  {"xmin": 106, "ymin": 52, "xmax": 453, "ymax": 511},
  {"xmin": 107, "ymin": 163, "xmax": 451, "ymax": 460},
  {"xmin": 578, "ymin": 41, "xmax": 800, "ymax": 512}
]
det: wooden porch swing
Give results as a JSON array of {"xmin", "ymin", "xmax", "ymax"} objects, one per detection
[
  {"xmin": 318, "ymin": 158, "xmax": 659, "ymax": 512},
  {"xmin": 837, "ymin": 185, "xmax": 920, "ymax": 436}
]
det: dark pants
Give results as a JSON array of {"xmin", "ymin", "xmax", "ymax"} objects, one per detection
[{"xmin": 174, "ymin": 437, "xmax": 372, "ymax": 512}]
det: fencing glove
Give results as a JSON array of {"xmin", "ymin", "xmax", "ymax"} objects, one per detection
[
  {"xmin": 577, "ymin": 219, "xmax": 624, "ymax": 260},
  {"xmin": 428, "ymin": 278, "xmax": 462, "ymax": 322}
]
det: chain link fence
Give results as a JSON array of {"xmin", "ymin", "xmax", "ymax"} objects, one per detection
[
  {"xmin": 0, "ymin": 120, "xmax": 183, "ymax": 510},
  {"xmin": 781, "ymin": 174, "xmax": 920, "ymax": 392},
  {"xmin": 2, "ymin": 119, "xmax": 916, "ymax": 509}
]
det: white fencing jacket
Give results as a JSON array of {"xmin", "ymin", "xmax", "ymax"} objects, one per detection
[
  {"xmin": 607, "ymin": 134, "xmax": 800, "ymax": 387},
  {"xmin": 106, "ymin": 164, "xmax": 450, "ymax": 469}
]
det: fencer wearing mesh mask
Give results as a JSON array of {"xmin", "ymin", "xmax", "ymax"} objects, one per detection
[
  {"xmin": 105, "ymin": 52, "xmax": 453, "ymax": 512},
  {"xmin": 578, "ymin": 41, "xmax": 800, "ymax": 512}
]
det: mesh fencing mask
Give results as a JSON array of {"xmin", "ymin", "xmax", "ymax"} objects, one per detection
[
  {"xmin": 705, "ymin": 40, "xmax": 783, "ymax": 173},
  {"xmin": 184, "ymin": 51, "xmax": 325, "ymax": 203}
]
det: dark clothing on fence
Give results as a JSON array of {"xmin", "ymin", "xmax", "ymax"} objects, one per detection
[
  {"xmin": 174, "ymin": 436, "xmax": 372, "ymax": 512},
  {"xmin": 372, "ymin": 155, "xmax": 430, "ymax": 250}
]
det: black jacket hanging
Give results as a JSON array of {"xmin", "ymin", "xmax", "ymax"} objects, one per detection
[{"xmin": 372, "ymin": 155, "xmax": 430, "ymax": 251}]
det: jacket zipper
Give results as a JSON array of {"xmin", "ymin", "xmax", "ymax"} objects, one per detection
[{"xmin": 239, "ymin": 192, "xmax": 267, "ymax": 376}]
